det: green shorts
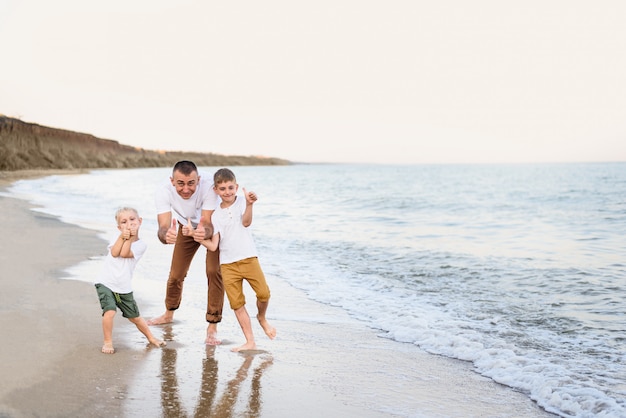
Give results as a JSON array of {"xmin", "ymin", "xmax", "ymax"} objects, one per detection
[{"xmin": 95, "ymin": 283, "xmax": 140, "ymax": 318}]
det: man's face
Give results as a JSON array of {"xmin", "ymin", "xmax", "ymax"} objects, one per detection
[{"xmin": 171, "ymin": 170, "xmax": 199, "ymax": 200}]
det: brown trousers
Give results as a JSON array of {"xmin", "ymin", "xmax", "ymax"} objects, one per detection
[{"xmin": 165, "ymin": 224, "xmax": 224, "ymax": 323}]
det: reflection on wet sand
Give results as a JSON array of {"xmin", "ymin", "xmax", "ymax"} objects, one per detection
[{"xmin": 158, "ymin": 326, "xmax": 273, "ymax": 418}]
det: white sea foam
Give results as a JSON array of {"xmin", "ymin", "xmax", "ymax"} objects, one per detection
[{"xmin": 7, "ymin": 163, "xmax": 626, "ymax": 417}]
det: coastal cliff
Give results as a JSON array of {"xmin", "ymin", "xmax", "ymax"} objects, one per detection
[{"xmin": 0, "ymin": 116, "xmax": 290, "ymax": 171}]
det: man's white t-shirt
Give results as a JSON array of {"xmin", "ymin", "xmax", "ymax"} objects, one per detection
[{"xmin": 154, "ymin": 171, "xmax": 219, "ymax": 227}]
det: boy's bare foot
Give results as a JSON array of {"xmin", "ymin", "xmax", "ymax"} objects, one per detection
[
  {"xmin": 205, "ymin": 323, "xmax": 221, "ymax": 345},
  {"xmin": 102, "ymin": 342, "xmax": 115, "ymax": 354},
  {"xmin": 149, "ymin": 339, "xmax": 167, "ymax": 348},
  {"xmin": 147, "ymin": 311, "xmax": 174, "ymax": 325},
  {"xmin": 258, "ymin": 316, "xmax": 276, "ymax": 340},
  {"xmin": 231, "ymin": 342, "xmax": 256, "ymax": 352}
]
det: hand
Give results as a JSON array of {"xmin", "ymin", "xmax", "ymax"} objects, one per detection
[
  {"xmin": 165, "ymin": 218, "xmax": 178, "ymax": 244},
  {"xmin": 194, "ymin": 218, "xmax": 207, "ymax": 242},
  {"xmin": 121, "ymin": 226, "xmax": 131, "ymax": 240},
  {"xmin": 182, "ymin": 217, "xmax": 195, "ymax": 236},
  {"xmin": 243, "ymin": 187, "xmax": 257, "ymax": 204}
]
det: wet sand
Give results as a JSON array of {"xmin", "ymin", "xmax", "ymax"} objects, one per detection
[
  {"xmin": 0, "ymin": 171, "xmax": 557, "ymax": 417},
  {"xmin": 0, "ymin": 172, "xmax": 135, "ymax": 417}
]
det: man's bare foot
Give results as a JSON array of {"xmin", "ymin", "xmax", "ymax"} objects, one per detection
[
  {"xmin": 258, "ymin": 316, "xmax": 276, "ymax": 340},
  {"xmin": 205, "ymin": 323, "xmax": 221, "ymax": 345},
  {"xmin": 231, "ymin": 341, "xmax": 256, "ymax": 352},
  {"xmin": 205, "ymin": 332, "xmax": 221, "ymax": 345},
  {"xmin": 102, "ymin": 342, "xmax": 115, "ymax": 354},
  {"xmin": 149, "ymin": 339, "xmax": 167, "ymax": 348},
  {"xmin": 147, "ymin": 311, "xmax": 174, "ymax": 325}
]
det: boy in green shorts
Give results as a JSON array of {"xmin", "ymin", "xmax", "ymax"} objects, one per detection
[{"xmin": 95, "ymin": 207, "xmax": 166, "ymax": 354}]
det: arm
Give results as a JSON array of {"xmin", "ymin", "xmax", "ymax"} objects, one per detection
[
  {"xmin": 157, "ymin": 212, "xmax": 178, "ymax": 244},
  {"xmin": 110, "ymin": 228, "xmax": 136, "ymax": 258},
  {"xmin": 242, "ymin": 188, "xmax": 257, "ymax": 227},
  {"xmin": 199, "ymin": 232, "xmax": 220, "ymax": 252},
  {"xmin": 194, "ymin": 211, "xmax": 218, "ymax": 251}
]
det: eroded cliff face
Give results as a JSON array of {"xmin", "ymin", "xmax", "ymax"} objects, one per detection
[
  {"xmin": 0, "ymin": 116, "xmax": 290, "ymax": 171},
  {"xmin": 0, "ymin": 116, "xmax": 140, "ymax": 169}
]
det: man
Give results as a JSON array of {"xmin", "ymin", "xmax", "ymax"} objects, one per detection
[{"xmin": 147, "ymin": 160, "xmax": 224, "ymax": 345}]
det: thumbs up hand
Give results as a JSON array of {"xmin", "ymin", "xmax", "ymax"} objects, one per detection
[
  {"xmin": 182, "ymin": 217, "xmax": 195, "ymax": 236},
  {"xmin": 194, "ymin": 216, "xmax": 208, "ymax": 242},
  {"xmin": 121, "ymin": 225, "xmax": 131, "ymax": 241},
  {"xmin": 243, "ymin": 187, "xmax": 257, "ymax": 204},
  {"xmin": 165, "ymin": 218, "xmax": 178, "ymax": 244}
]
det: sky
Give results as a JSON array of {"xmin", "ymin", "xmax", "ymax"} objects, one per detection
[{"xmin": 1, "ymin": 1, "xmax": 626, "ymax": 164}]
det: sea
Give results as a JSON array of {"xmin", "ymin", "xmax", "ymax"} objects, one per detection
[{"xmin": 5, "ymin": 163, "xmax": 625, "ymax": 417}]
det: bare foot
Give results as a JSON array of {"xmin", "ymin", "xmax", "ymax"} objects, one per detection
[
  {"xmin": 149, "ymin": 339, "xmax": 167, "ymax": 348},
  {"xmin": 205, "ymin": 332, "xmax": 221, "ymax": 345},
  {"xmin": 147, "ymin": 312, "xmax": 174, "ymax": 325},
  {"xmin": 231, "ymin": 341, "xmax": 256, "ymax": 352},
  {"xmin": 102, "ymin": 342, "xmax": 115, "ymax": 354},
  {"xmin": 204, "ymin": 332, "xmax": 222, "ymax": 345},
  {"xmin": 258, "ymin": 316, "xmax": 276, "ymax": 340},
  {"xmin": 205, "ymin": 323, "xmax": 222, "ymax": 345}
]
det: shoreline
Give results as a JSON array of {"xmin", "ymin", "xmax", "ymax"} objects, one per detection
[
  {"xmin": 0, "ymin": 170, "xmax": 557, "ymax": 417},
  {"xmin": 0, "ymin": 173, "xmax": 143, "ymax": 417}
]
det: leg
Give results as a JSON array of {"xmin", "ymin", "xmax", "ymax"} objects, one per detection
[
  {"xmin": 206, "ymin": 322, "xmax": 220, "ymax": 345},
  {"xmin": 149, "ymin": 230, "xmax": 199, "ymax": 325},
  {"xmin": 205, "ymin": 247, "xmax": 224, "ymax": 344},
  {"xmin": 256, "ymin": 299, "xmax": 276, "ymax": 340},
  {"xmin": 232, "ymin": 305, "xmax": 256, "ymax": 352},
  {"xmin": 241, "ymin": 257, "xmax": 276, "ymax": 340},
  {"xmin": 102, "ymin": 310, "xmax": 116, "ymax": 354},
  {"xmin": 129, "ymin": 316, "xmax": 166, "ymax": 348}
]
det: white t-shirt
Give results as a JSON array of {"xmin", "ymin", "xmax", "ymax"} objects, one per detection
[
  {"xmin": 154, "ymin": 171, "xmax": 219, "ymax": 227},
  {"xmin": 95, "ymin": 238, "xmax": 147, "ymax": 294},
  {"xmin": 212, "ymin": 196, "xmax": 258, "ymax": 265}
]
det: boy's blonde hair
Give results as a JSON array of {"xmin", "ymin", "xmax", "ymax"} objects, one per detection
[
  {"xmin": 115, "ymin": 207, "xmax": 139, "ymax": 223},
  {"xmin": 213, "ymin": 168, "xmax": 236, "ymax": 185}
]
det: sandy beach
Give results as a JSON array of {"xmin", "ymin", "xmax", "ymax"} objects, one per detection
[
  {"xmin": 0, "ymin": 171, "xmax": 136, "ymax": 417},
  {"xmin": 0, "ymin": 171, "xmax": 557, "ymax": 418}
]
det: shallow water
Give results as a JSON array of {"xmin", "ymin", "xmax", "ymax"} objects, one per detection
[{"xmin": 6, "ymin": 162, "xmax": 626, "ymax": 417}]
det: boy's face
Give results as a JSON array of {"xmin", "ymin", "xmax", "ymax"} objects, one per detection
[
  {"xmin": 117, "ymin": 210, "xmax": 142, "ymax": 232},
  {"xmin": 171, "ymin": 170, "xmax": 199, "ymax": 200},
  {"xmin": 213, "ymin": 180, "xmax": 238, "ymax": 203}
]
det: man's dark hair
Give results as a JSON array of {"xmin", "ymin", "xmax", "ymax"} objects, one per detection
[{"xmin": 173, "ymin": 160, "xmax": 198, "ymax": 176}]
